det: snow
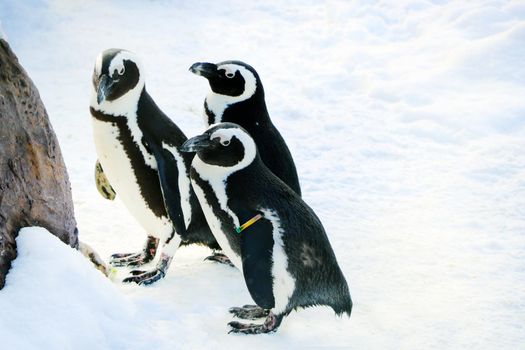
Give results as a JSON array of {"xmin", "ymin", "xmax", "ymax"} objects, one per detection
[
  {"xmin": 0, "ymin": 0, "xmax": 524, "ymax": 349},
  {"xmin": 0, "ymin": 227, "xmax": 154, "ymax": 349}
]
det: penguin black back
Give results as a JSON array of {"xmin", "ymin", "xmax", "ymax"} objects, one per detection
[{"xmin": 227, "ymin": 154, "xmax": 352, "ymax": 316}]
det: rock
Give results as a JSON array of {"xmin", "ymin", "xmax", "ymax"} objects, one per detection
[{"xmin": 0, "ymin": 39, "xmax": 78, "ymax": 289}]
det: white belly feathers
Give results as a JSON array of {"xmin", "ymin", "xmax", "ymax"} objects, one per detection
[
  {"xmin": 92, "ymin": 118, "xmax": 172, "ymax": 240},
  {"xmin": 191, "ymin": 178, "xmax": 242, "ymax": 269}
]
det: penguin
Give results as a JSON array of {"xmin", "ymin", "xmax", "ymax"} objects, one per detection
[
  {"xmin": 90, "ymin": 48, "xmax": 226, "ymax": 285},
  {"xmin": 189, "ymin": 60, "xmax": 302, "ymax": 196},
  {"xmin": 180, "ymin": 122, "xmax": 352, "ymax": 334}
]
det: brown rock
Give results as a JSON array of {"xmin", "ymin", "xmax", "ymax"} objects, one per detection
[{"xmin": 0, "ymin": 39, "xmax": 78, "ymax": 289}]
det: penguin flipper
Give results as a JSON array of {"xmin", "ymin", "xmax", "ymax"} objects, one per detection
[
  {"xmin": 239, "ymin": 212, "xmax": 275, "ymax": 310},
  {"xmin": 148, "ymin": 141, "xmax": 187, "ymax": 238},
  {"xmin": 95, "ymin": 160, "xmax": 116, "ymax": 200}
]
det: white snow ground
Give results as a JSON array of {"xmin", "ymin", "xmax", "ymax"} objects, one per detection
[{"xmin": 1, "ymin": 0, "xmax": 524, "ymax": 349}]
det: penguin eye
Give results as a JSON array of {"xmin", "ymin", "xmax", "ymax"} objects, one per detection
[
  {"xmin": 221, "ymin": 139, "xmax": 231, "ymax": 146},
  {"xmin": 118, "ymin": 66, "xmax": 125, "ymax": 75},
  {"xmin": 225, "ymin": 72, "xmax": 235, "ymax": 79}
]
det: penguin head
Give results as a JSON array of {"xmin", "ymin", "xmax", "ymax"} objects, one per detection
[
  {"xmin": 189, "ymin": 60, "xmax": 261, "ymax": 105},
  {"xmin": 180, "ymin": 122, "xmax": 257, "ymax": 173},
  {"xmin": 92, "ymin": 48, "xmax": 145, "ymax": 108}
]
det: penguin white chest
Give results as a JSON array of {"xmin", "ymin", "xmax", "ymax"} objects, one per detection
[
  {"xmin": 191, "ymin": 178, "xmax": 242, "ymax": 269},
  {"xmin": 91, "ymin": 118, "xmax": 172, "ymax": 239}
]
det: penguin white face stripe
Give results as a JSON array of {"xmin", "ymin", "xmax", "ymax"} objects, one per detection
[
  {"xmin": 162, "ymin": 143, "xmax": 192, "ymax": 229},
  {"xmin": 95, "ymin": 52, "xmax": 103, "ymax": 76},
  {"xmin": 209, "ymin": 128, "xmax": 238, "ymax": 145},
  {"xmin": 205, "ymin": 64, "xmax": 257, "ymax": 124},
  {"xmin": 108, "ymin": 51, "xmax": 132, "ymax": 77},
  {"xmin": 222, "ymin": 65, "xmax": 237, "ymax": 78},
  {"xmin": 259, "ymin": 208, "xmax": 296, "ymax": 315}
]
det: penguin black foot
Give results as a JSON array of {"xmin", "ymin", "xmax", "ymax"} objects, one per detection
[
  {"xmin": 204, "ymin": 252, "xmax": 234, "ymax": 267},
  {"xmin": 109, "ymin": 252, "xmax": 152, "ymax": 267},
  {"xmin": 121, "ymin": 253, "xmax": 171, "ymax": 286},
  {"xmin": 229, "ymin": 305, "xmax": 270, "ymax": 320},
  {"xmin": 109, "ymin": 235, "xmax": 159, "ymax": 267},
  {"xmin": 122, "ymin": 268, "xmax": 165, "ymax": 285},
  {"xmin": 228, "ymin": 311, "xmax": 283, "ymax": 335}
]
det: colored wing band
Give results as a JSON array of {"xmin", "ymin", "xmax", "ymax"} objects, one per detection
[{"xmin": 235, "ymin": 214, "xmax": 263, "ymax": 233}]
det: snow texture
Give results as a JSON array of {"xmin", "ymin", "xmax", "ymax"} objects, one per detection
[
  {"xmin": 0, "ymin": 228, "xmax": 155, "ymax": 349},
  {"xmin": 0, "ymin": 0, "xmax": 524, "ymax": 349}
]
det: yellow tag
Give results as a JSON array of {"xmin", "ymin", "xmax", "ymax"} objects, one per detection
[{"xmin": 235, "ymin": 214, "xmax": 263, "ymax": 233}]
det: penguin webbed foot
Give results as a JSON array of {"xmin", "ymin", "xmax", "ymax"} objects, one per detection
[
  {"xmin": 204, "ymin": 252, "xmax": 235, "ymax": 267},
  {"xmin": 109, "ymin": 252, "xmax": 153, "ymax": 267},
  {"xmin": 228, "ymin": 311, "xmax": 283, "ymax": 335},
  {"xmin": 122, "ymin": 268, "xmax": 165, "ymax": 285},
  {"xmin": 229, "ymin": 304, "xmax": 270, "ymax": 320},
  {"xmin": 109, "ymin": 236, "xmax": 159, "ymax": 267},
  {"xmin": 122, "ymin": 252, "xmax": 171, "ymax": 286}
]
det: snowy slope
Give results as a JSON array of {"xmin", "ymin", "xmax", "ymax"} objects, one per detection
[
  {"xmin": 1, "ymin": 0, "xmax": 524, "ymax": 349},
  {"xmin": 0, "ymin": 228, "xmax": 156, "ymax": 349}
]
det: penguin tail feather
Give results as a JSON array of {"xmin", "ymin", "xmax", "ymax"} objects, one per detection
[
  {"xmin": 334, "ymin": 298, "xmax": 353, "ymax": 318},
  {"xmin": 332, "ymin": 287, "xmax": 353, "ymax": 318}
]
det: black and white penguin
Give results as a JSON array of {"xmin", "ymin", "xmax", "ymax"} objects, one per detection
[
  {"xmin": 90, "ymin": 48, "xmax": 224, "ymax": 285},
  {"xmin": 180, "ymin": 123, "xmax": 352, "ymax": 334},
  {"xmin": 189, "ymin": 60, "xmax": 301, "ymax": 196}
]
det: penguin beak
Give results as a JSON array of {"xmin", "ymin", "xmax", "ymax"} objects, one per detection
[
  {"xmin": 96, "ymin": 74, "xmax": 114, "ymax": 104},
  {"xmin": 189, "ymin": 62, "xmax": 219, "ymax": 79},
  {"xmin": 179, "ymin": 134, "xmax": 213, "ymax": 153}
]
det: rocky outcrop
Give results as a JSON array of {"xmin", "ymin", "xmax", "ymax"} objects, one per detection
[{"xmin": 0, "ymin": 39, "xmax": 78, "ymax": 289}]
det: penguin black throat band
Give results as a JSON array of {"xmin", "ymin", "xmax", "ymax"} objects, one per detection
[{"xmin": 235, "ymin": 214, "xmax": 263, "ymax": 234}]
